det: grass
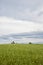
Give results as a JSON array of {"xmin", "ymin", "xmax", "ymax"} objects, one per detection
[{"xmin": 0, "ymin": 44, "xmax": 43, "ymax": 65}]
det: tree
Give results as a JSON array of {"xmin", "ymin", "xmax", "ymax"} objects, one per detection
[
  {"xmin": 29, "ymin": 42, "xmax": 32, "ymax": 44},
  {"xmin": 11, "ymin": 41, "xmax": 15, "ymax": 44}
]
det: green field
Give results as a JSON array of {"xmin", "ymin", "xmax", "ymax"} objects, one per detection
[{"xmin": 0, "ymin": 44, "xmax": 43, "ymax": 65}]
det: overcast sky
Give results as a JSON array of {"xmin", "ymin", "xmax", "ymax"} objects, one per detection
[{"xmin": 0, "ymin": 0, "xmax": 43, "ymax": 43}]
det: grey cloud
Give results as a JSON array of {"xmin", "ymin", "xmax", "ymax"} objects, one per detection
[
  {"xmin": 0, "ymin": 31, "xmax": 43, "ymax": 43},
  {"xmin": 38, "ymin": 11, "xmax": 43, "ymax": 16},
  {"xmin": 0, "ymin": 0, "xmax": 43, "ymax": 22},
  {"xmin": 0, "ymin": 31, "xmax": 43, "ymax": 41}
]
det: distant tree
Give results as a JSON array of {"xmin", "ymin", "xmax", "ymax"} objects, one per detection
[
  {"xmin": 11, "ymin": 41, "xmax": 15, "ymax": 44},
  {"xmin": 29, "ymin": 42, "xmax": 32, "ymax": 44}
]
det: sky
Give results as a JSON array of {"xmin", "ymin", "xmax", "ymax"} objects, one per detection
[{"xmin": 0, "ymin": 0, "xmax": 43, "ymax": 43}]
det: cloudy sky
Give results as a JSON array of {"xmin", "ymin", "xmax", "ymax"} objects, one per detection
[{"xmin": 0, "ymin": 0, "xmax": 43, "ymax": 43}]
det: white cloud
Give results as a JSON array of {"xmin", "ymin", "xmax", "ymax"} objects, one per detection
[
  {"xmin": 0, "ymin": 0, "xmax": 43, "ymax": 43},
  {"xmin": 0, "ymin": 16, "xmax": 43, "ymax": 35}
]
